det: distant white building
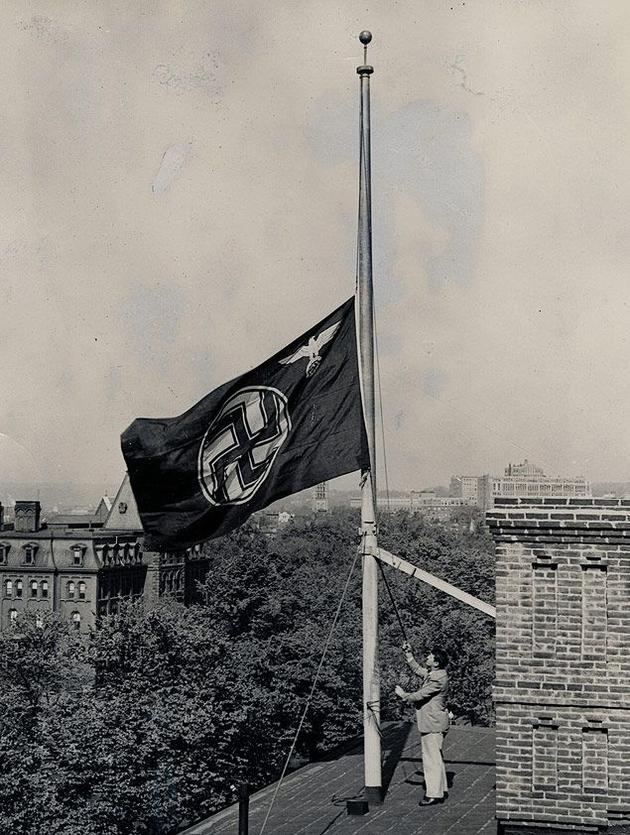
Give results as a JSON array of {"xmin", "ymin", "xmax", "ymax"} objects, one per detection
[
  {"xmin": 492, "ymin": 460, "xmax": 591, "ymax": 499},
  {"xmin": 449, "ymin": 475, "xmax": 493, "ymax": 511}
]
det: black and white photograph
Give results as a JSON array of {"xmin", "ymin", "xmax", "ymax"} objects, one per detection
[{"xmin": 1, "ymin": 3, "xmax": 628, "ymax": 834}]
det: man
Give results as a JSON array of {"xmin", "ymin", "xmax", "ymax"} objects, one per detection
[{"xmin": 395, "ymin": 642, "xmax": 449, "ymax": 806}]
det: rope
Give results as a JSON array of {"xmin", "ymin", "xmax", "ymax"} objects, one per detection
[
  {"xmin": 258, "ymin": 550, "xmax": 360, "ymax": 835},
  {"xmin": 377, "ymin": 558, "xmax": 409, "ymax": 645},
  {"xmin": 365, "ymin": 700, "xmax": 383, "ymax": 738}
]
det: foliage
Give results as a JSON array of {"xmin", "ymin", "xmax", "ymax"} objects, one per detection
[{"xmin": 0, "ymin": 508, "xmax": 495, "ymax": 833}]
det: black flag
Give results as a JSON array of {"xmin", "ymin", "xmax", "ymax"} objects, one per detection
[{"xmin": 121, "ymin": 296, "xmax": 368, "ymax": 547}]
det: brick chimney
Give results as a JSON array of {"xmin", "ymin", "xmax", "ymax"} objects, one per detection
[
  {"xmin": 488, "ymin": 497, "xmax": 630, "ymax": 834},
  {"xmin": 14, "ymin": 501, "xmax": 41, "ymax": 533}
]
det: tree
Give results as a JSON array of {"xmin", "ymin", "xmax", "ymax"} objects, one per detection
[{"xmin": 0, "ymin": 508, "xmax": 496, "ymax": 833}]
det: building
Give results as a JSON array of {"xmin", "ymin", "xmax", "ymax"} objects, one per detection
[
  {"xmin": 349, "ymin": 491, "xmax": 477, "ymax": 520},
  {"xmin": 312, "ymin": 482, "xmax": 329, "ymax": 513},
  {"xmin": 410, "ymin": 490, "xmax": 477, "ymax": 521},
  {"xmin": 488, "ymin": 497, "xmax": 630, "ymax": 833},
  {"xmin": 492, "ymin": 459, "xmax": 591, "ymax": 499},
  {"xmin": 504, "ymin": 459, "xmax": 544, "ymax": 478},
  {"xmin": 450, "ymin": 474, "xmax": 493, "ymax": 512},
  {"xmin": 0, "ymin": 476, "xmax": 209, "ymax": 631},
  {"xmin": 349, "ymin": 494, "xmax": 413, "ymax": 512}
]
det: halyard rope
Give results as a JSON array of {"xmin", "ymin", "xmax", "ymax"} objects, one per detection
[
  {"xmin": 258, "ymin": 549, "xmax": 360, "ymax": 834},
  {"xmin": 377, "ymin": 557, "xmax": 409, "ymax": 644}
]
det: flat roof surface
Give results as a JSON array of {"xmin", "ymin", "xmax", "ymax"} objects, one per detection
[{"xmin": 182, "ymin": 723, "xmax": 496, "ymax": 835}]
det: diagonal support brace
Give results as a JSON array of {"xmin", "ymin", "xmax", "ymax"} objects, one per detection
[{"xmin": 373, "ymin": 547, "xmax": 496, "ymax": 619}]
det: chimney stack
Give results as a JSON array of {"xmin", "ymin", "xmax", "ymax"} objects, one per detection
[{"xmin": 14, "ymin": 501, "xmax": 41, "ymax": 533}]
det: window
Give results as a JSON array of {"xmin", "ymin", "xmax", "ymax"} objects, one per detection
[
  {"xmin": 78, "ymin": 582, "xmax": 86, "ymax": 600},
  {"xmin": 5, "ymin": 579, "xmax": 13, "ymax": 597},
  {"xmin": 24, "ymin": 546, "xmax": 35, "ymax": 565},
  {"xmin": 41, "ymin": 580, "xmax": 49, "ymax": 599},
  {"xmin": 8, "ymin": 609, "xmax": 17, "ymax": 626},
  {"xmin": 30, "ymin": 580, "xmax": 38, "ymax": 598},
  {"xmin": 35, "ymin": 614, "xmax": 43, "ymax": 629},
  {"xmin": 67, "ymin": 581, "xmax": 75, "ymax": 598},
  {"xmin": 15, "ymin": 580, "xmax": 22, "ymax": 598},
  {"xmin": 71, "ymin": 611, "xmax": 81, "ymax": 631},
  {"xmin": 72, "ymin": 547, "xmax": 84, "ymax": 566},
  {"xmin": 0, "ymin": 545, "xmax": 7, "ymax": 565}
]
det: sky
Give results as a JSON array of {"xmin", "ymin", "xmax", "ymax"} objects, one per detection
[{"xmin": 1, "ymin": 1, "xmax": 630, "ymax": 491}]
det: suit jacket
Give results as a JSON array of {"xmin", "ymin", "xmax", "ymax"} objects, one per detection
[{"xmin": 404, "ymin": 657, "xmax": 449, "ymax": 734}]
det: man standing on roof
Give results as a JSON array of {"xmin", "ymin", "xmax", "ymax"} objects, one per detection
[{"xmin": 395, "ymin": 642, "xmax": 450, "ymax": 806}]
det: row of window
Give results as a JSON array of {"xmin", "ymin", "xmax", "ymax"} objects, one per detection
[
  {"xmin": 7, "ymin": 609, "xmax": 81, "ymax": 629},
  {"xmin": 4, "ymin": 579, "xmax": 88, "ymax": 599},
  {"xmin": 65, "ymin": 581, "xmax": 87, "ymax": 599},
  {"xmin": 0, "ymin": 545, "xmax": 86, "ymax": 567},
  {"xmin": 5, "ymin": 579, "xmax": 48, "ymax": 598}
]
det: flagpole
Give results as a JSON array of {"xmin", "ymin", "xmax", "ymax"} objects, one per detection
[{"xmin": 356, "ymin": 30, "xmax": 382, "ymax": 805}]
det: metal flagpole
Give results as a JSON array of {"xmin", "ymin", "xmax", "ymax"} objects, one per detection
[{"xmin": 356, "ymin": 29, "xmax": 382, "ymax": 805}]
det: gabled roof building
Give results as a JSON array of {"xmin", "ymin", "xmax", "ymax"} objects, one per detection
[{"xmin": 0, "ymin": 475, "xmax": 208, "ymax": 631}]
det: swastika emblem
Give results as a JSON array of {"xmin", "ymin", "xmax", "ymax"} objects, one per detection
[{"xmin": 198, "ymin": 386, "xmax": 291, "ymax": 506}]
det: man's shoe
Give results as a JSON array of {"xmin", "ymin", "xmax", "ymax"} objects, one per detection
[{"xmin": 419, "ymin": 797, "xmax": 443, "ymax": 806}]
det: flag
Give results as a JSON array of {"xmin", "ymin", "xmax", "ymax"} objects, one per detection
[{"xmin": 121, "ymin": 296, "xmax": 369, "ymax": 548}]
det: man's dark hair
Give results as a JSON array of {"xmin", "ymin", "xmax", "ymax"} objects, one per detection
[{"xmin": 431, "ymin": 648, "xmax": 449, "ymax": 669}]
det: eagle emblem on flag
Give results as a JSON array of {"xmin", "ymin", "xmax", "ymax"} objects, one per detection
[{"xmin": 278, "ymin": 321, "xmax": 341, "ymax": 377}]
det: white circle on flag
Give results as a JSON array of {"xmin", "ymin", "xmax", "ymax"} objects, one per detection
[{"xmin": 198, "ymin": 386, "xmax": 291, "ymax": 506}]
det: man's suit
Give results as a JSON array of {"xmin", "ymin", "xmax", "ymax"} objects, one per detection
[{"xmin": 404, "ymin": 656, "xmax": 449, "ymax": 799}]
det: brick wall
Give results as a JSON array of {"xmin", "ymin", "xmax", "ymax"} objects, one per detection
[{"xmin": 488, "ymin": 498, "xmax": 630, "ymax": 833}]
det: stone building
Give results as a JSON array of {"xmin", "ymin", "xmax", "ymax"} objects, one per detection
[
  {"xmin": 0, "ymin": 475, "xmax": 208, "ymax": 631},
  {"xmin": 488, "ymin": 497, "xmax": 630, "ymax": 833}
]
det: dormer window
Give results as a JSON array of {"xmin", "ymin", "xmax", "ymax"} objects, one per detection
[
  {"xmin": 0, "ymin": 543, "xmax": 9, "ymax": 565},
  {"xmin": 71, "ymin": 545, "xmax": 85, "ymax": 566},
  {"xmin": 23, "ymin": 543, "xmax": 38, "ymax": 565}
]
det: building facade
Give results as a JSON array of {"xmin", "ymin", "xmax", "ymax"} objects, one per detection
[
  {"xmin": 312, "ymin": 482, "xmax": 329, "ymax": 513},
  {"xmin": 410, "ymin": 490, "xmax": 477, "ymax": 521},
  {"xmin": 0, "ymin": 476, "xmax": 209, "ymax": 631},
  {"xmin": 492, "ymin": 460, "xmax": 591, "ymax": 499},
  {"xmin": 349, "ymin": 491, "xmax": 477, "ymax": 519},
  {"xmin": 450, "ymin": 474, "xmax": 493, "ymax": 511},
  {"xmin": 488, "ymin": 497, "xmax": 630, "ymax": 833}
]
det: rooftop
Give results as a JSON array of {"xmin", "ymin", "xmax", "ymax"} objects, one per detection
[{"xmin": 181, "ymin": 723, "xmax": 496, "ymax": 835}]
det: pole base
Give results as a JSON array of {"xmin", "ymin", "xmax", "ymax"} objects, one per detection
[
  {"xmin": 346, "ymin": 799, "xmax": 369, "ymax": 816},
  {"xmin": 364, "ymin": 785, "xmax": 384, "ymax": 806}
]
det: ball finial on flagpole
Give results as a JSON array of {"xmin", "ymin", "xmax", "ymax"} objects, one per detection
[{"xmin": 357, "ymin": 30, "xmax": 374, "ymax": 75}]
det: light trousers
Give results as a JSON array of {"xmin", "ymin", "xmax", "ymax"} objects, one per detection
[{"xmin": 420, "ymin": 732, "xmax": 448, "ymax": 798}]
